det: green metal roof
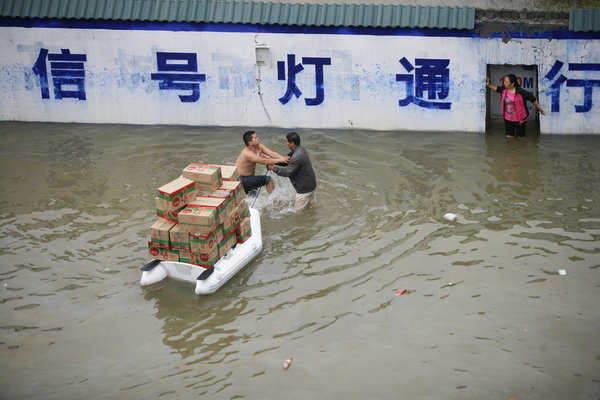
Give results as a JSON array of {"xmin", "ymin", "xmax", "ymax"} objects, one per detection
[
  {"xmin": 0, "ymin": 0, "xmax": 475, "ymax": 30},
  {"xmin": 569, "ymin": 8, "xmax": 600, "ymax": 32}
]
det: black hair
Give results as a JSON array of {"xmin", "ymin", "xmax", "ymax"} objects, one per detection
[
  {"xmin": 286, "ymin": 132, "xmax": 300, "ymax": 146},
  {"xmin": 243, "ymin": 130, "xmax": 255, "ymax": 146},
  {"xmin": 506, "ymin": 73, "xmax": 520, "ymax": 88}
]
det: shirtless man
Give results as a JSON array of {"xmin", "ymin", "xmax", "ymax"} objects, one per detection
[{"xmin": 235, "ymin": 130, "xmax": 289, "ymax": 194}]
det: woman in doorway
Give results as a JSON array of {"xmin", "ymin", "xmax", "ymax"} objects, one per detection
[{"xmin": 486, "ymin": 74, "xmax": 546, "ymax": 139}]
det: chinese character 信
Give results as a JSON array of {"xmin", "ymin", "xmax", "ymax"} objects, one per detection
[
  {"xmin": 32, "ymin": 48, "xmax": 87, "ymax": 100},
  {"xmin": 151, "ymin": 52, "xmax": 207, "ymax": 102},
  {"xmin": 396, "ymin": 57, "xmax": 451, "ymax": 110},
  {"xmin": 545, "ymin": 60, "xmax": 600, "ymax": 113},
  {"xmin": 277, "ymin": 54, "xmax": 332, "ymax": 106}
]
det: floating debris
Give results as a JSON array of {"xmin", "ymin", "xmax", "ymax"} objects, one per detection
[
  {"xmin": 282, "ymin": 357, "xmax": 293, "ymax": 369},
  {"xmin": 443, "ymin": 212, "xmax": 457, "ymax": 222},
  {"xmin": 558, "ymin": 269, "xmax": 566, "ymax": 276}
]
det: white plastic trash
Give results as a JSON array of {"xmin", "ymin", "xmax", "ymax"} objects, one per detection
[
  {"xmin": 558, "ymin": 269, "xmax": 566, "ymax": 276},
  {"xmin": 443, "ymin": 213, "xmax": 457, "ymax": 222}
]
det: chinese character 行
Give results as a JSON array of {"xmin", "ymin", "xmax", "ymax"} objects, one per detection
[
  {"xmin": 151, "ymin": 52, "xmax": 207, "ymax": 102},
  {"xmin": 545, "ymin": 60, "xmax": 600, "ymax": 113}
]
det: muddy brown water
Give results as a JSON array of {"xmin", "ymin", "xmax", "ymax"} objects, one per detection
[{"xmin": 0, "ymin": 122, "xmax": 599, "ymax": 399}]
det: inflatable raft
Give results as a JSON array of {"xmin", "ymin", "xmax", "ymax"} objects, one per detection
[{"xmin": 140, "ymin": 208, "xmax": 262, "ymax": 294}]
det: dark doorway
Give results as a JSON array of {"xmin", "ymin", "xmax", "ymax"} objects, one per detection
[{"xmin": 486, "ymin": 64, "xmax": 541, "ymax": 136}]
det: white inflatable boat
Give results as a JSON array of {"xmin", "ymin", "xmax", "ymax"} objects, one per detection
[{"xmin": 140, "ymin": 208, "xmax": 262, "ymax": 294}]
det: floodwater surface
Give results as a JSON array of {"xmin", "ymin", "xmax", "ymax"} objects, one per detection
[{"xmin": 0, "ymin": 122, "xmax": 599, "ymax": 400}]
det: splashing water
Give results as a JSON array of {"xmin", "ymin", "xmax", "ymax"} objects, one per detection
[{"xmin": 247, "ymin": 171, "xmax": 297, "ymax": 218}]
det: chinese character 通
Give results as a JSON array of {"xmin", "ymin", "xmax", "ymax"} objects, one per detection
[
  {"xmin": 32, "ymin": 48, "xmax": 87, "ymax": 100},
  {"xmin": 277, "ymin": 54, "xmax": 332, "ymax": 106},
  {"xmin": 396, "ymin": 57, "xmax": 451, "ymax": 109},
  {"xmin": 151, "ymin": 52, "xmax": 207, "ymax": 102}
]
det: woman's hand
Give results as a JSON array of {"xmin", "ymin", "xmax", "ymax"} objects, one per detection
[{"xmin": 534, "ymin": 101, "xmax": 546, "ymax": 116}]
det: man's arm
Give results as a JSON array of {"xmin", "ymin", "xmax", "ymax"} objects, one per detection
[
  {"xmin": 259, "ymin": 144, "xmax": 288, "ymax": 162},
  {"xmin": 243, "ymin": 148, "xmax": 286, "ymax": 165},
  {"xmin": 270, "ymin": 154, "xmax": 302, "ymax": 177}
]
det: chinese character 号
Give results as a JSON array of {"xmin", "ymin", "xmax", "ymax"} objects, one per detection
[{"xmin": 151, "ymin": 52, "xmax": 207, "ymax": 102}]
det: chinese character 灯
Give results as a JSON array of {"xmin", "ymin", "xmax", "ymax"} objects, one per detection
[{"xmin": 277, "ymin": 54, "xmax": 332, "ymax": 106}]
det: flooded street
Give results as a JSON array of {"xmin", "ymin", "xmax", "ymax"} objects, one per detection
[{"xmin": 0, "ymin": 122, "xmax": 599, "ymax": 399}]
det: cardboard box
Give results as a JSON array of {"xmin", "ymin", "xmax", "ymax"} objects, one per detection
[
  {"xmin": 238, "ymin": 199, "xmax": 250, "ymax": 218},
  {"xmin": 190, "ymin": 247, "xmax": 220, "ymax": 268},
  {"xmin": 148, "ymin": 241, "xmax": 179, "ymax": 261},
  {"xmin": 210, "ymin": 164, "xmax": 240, "ymax": 181},
  {"xmin": 190, "ymin": 231, "xmax": 217, "ymax": 253},
  {"xmin": 220, "ymin": 214, "xmax": 233, "ymax": 237},
  {"xmin": 228, "ymin": 204, "xmax": 243, "ymax": 231},
  {"xmin": 178, "ymin": 249, "xmax": 193, "ymax": 264},
  {"xmin": 157, "ymin": 176, "xmax": 196, "ymax": 212},
  {"xmin": 192, "ymin": 196, "xmax": 227, "ymax": 225},
  {"xmin": 155, "ymin": 198, "xmax": 185, "ymax": 223},
  {"xmin": 219, "ymin": 180, "xmax": 245, "ymax": 206},
  {"xmin": 196, "ymin": 189, "xmax": 235, "ymax": 217},
  {"xmin": 182, "ymin": 163, "xmax": 222, "ymax": 192},
  {"xmin": 218, "ymin": 232, "xmax": 237, "ymax": 258},
  {"xmin": 214, "ymin": 224, "xmax": 224, "ymax": 244},
  {"xmin": 235, "ymin": 216, "xmax": 252, "ymax": 243},
  {"xmin": 178, "ymin": 204, "xmax": 217, "ymax": 233},
  {"xmin": 150, "ymin": 218, "xmax": 175, "ymax": 248},
  {"xmin": 169, "ymin": 224, "xmax": 191, "ymax": 251}
]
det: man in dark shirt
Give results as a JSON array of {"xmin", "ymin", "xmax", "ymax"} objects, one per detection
[{"xmin": 267, "ymin": 132, "xmax": 317, "ymax": 212}]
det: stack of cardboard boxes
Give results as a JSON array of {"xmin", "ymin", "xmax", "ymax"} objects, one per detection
[{"xmin": 148, "ymin": 163, "xmax": 252, "ymax": 269}]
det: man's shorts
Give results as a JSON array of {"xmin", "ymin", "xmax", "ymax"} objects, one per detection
[{"xmin": 240, "ymin": 175, "xmax": 271, "ymax": 194}]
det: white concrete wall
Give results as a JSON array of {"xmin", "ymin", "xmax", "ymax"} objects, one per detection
[{"xmin": 0, "ymin": 25, "xmax": 598, "ymax": 133}]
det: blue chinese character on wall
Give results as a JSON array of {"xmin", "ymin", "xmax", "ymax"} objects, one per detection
[
  {"xmin": 277, "ymin": 54, "xmax": 332, "ymax": 106},
  {"xmin": 151, "ymin": 52, "xmax": 206, "ymax": 102},
  {"xmin": 32, "ymin": 48, "xmax": 87, "ymax": 100},
  {"xmin": 396, "ymin": 57, "xmax": 451, "ymax": 109},
  {"xmin": 545, "ymin": 60, "xmax": 600, "ymax": 113}
]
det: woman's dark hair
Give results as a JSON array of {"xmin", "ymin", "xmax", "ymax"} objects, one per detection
[
  {"xmin": 286, "ymin": 132, "xmax": 300, "ymax": 146},
  {"xmin": 506, "ymin": 73, "xmax": 520, "ymax": 87},
  {"xmin": 243, "ymin": 130, "xmax": 255, "ymax": 146}
]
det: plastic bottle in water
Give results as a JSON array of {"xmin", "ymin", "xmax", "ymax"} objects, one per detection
[{"xmin": 282, "ymin": 357, "xmax": 293, "ymax": 369}]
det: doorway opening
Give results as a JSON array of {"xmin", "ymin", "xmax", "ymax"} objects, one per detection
[{"xmin": 486, "ymin": 64, "xmax": 541, "ymax": 136}]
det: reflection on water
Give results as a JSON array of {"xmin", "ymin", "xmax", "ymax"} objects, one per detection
[{"xmin": 0, "ymin": 122, "xmax": 599, "ymax": 399}]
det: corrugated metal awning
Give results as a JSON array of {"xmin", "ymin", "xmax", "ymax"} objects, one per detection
[
  {"xmin": 569, "ymin": 8, "xmax": 600, "ymax": 32},
  {"xmin": 0, "ymin": 0, "xmax": 475, "ymax": 30}
]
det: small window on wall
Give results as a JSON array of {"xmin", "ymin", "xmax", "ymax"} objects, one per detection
[{"xmin": 486, "ymin": 64, "xmax": 540, "ymax": 134}]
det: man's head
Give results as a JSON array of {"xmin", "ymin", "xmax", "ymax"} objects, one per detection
[
  {"xmin": 243, "ymin": 130, "xmax": 258, "ymax": 146},
  {"xmin": 286, "ymin": 132, "xmax": 300, "ymax": 149}
]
